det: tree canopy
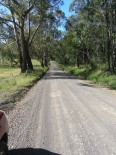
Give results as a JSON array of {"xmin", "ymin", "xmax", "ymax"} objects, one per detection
[
  {"xmin": 57, "ymin": 0, "xmax": 116, "ymax": 70},
  {"xmin": 0, "ymin": 0, "xmax": 116, "ymax": 71},
  {"xmin": 0, "ymin": 0, "xmax": 64, "ymax": 72}
]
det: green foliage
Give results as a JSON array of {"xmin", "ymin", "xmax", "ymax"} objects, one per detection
[
  {"xmin": 0, "ymin": 0, "xmax": 64, "ymax": 72},
  {"xmin": 56, "ymin": 0, "xmax": 116, "ymax": 71},
  {"xmin": 62, "ymin": 65, "xmax": 116, "ymax": 89},
  {"xmin": 32, "ymin": 59, "xmax": 41, "ymax": 66}
]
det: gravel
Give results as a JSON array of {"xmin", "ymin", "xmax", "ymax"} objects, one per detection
[{"xmin": 6, "ymin": 61, "xmax": 116, "ymax": 155}]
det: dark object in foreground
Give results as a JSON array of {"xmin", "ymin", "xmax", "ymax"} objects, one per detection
[
  {"xmin": 9, "ymin": 148, "xmax": 61, "ymax": 155},
  {"xmin": 0, "ymin": 110, "xmax": 8, "ymax": 155}
]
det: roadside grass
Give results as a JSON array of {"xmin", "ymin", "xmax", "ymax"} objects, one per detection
[
  {"xmin": 61, "ymin": 65, "xmax": 116, "ymax": 90},
  {"xmin": 32, "ymin": 59, "xmax": 41, "ymax": 66},
  {"xmin": 0, "ymin": 60, "xmax": 48, "ymax": 102}
]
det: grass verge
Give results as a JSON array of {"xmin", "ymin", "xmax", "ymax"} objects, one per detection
[
  {"xmin": 61, "ymin": 65, "xmax": 116, "ymax": 90},
  {"xmin": 0, "ymin": 63, "xmax": 48, "ymax": 105}
]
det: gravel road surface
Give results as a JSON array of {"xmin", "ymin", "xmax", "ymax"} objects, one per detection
[{"xmin": 8, "ymin": 61, "xmax": 116, "ymax": 155}]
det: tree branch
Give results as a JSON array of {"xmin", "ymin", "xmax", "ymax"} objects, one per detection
[
  {"xmin": 0, "ymin": 2, "xmax": 9, "ymax": 9},
  {"xmin": 51, "ymin": 0, "xmax": 62, "ymax": 8},
  {"xmin": 29, "ymin": 0, "xmax": 62, "ymax": 45},
  {"xmin": 23, "ymin": 5, "xmax": 34, "ymax": 17},
  {"xmin": 27, "ymin": 2, "xmax": 31, "ymax": 43},
  {"xmin": 29, "ymin": 20, "xmax": 43, "ymax": 45},
  {"xmin": 0, "ymin": 17, "xmax": 20, "ymax": 27},
  {"xmin": 2, "ymin": 21, "xmax": 14, "ymax": 30},
  {"xmin": 12, "ymin": 0, "xmax": 22, "ymax": 7}
]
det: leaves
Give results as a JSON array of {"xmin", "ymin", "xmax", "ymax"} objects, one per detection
[
  {"xmin": 0, "ymin": 0, "xmax": 64, "ymax": 72},
  {"xmin": 57, "ymin": 0, "xmax": 116, "ymax": 69}
]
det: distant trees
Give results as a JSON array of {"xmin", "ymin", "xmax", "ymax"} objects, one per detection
[
  {"xmin": 57, "ymin": 0, "xmax": 116, "ymax": 70},
  {"xmin": 31, "ymin": 7, "xmax": 65, "ymax": 67},
  {"xmin": 1, "ymin": 0, "xmax": 115, "ymax": 71},
  {"xmin": 0, "ymin": 0, "xmax": 63, "ymax": 72}
]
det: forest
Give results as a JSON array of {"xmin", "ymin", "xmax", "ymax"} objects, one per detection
[
  {"xmin": 0, "ymin": 0, "xmax": 116, "ymax": 71},
  {"xmin": 57, "ymin": 0, "xmax": 116, "ymax": 71},
  {"xmin": 0, "ymin": 0, "xmax": 116, "ymax": 90},
  {"xmin": 0, "ymin": 0, "xmax": 65, "ymax": 100}
]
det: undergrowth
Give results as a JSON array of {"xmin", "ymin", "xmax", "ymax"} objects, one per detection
[{"xmin": 61, "ymin": 65, "xmax": 116, "ymax": 90}]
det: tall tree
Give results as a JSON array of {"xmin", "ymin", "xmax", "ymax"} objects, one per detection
[
  {"xmin": 0, "ymin": 0, "xmax": 63, "ymax": 72},
  {"xmin": 57, "ymin": 0, "xmax": 116, "ymax": 70}
]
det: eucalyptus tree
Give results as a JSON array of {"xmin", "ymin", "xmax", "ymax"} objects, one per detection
[
  {"xmin": 102, "ymin": 0, "xmax": 116, "ymax": 69},
  {"xmin": 0, "ymin": 0, "xmax": 63, "ymax": 72},
  {"xmin": 31, "ymin": 6, "xmax": 65, "ymax": 67},
  {"xmin": 63, "ymin": 0, "xmax": 116, "ymax": 69}
]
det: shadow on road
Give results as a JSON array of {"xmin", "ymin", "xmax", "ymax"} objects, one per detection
[
  {"xmin": 43, "ymin": 71, "xmax": 78, "ymax": 80},
  {"xmin": 9, "ymin": 148, "xmax": 60, "ymax": 155},
  {"xmin": 77, "ymin": 83, "xmax": 96, "ymax": 88}
]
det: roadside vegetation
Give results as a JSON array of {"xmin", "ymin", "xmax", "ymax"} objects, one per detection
[
  {"xmin": 61, "ymin": 65, "xmax": 116, "ymax": 89},
  {"xmin": 56, "ymin": 0, "xmax": 116, "ymax": 71},
  {"xmin": 0, "ymin": 60, "xmax": 48, "ymax": 104},
  {"xmin": 0, "ymin": 0, "xmax": 116, "ymax": 100},
  {"xmin": 0, "ymin": 0, "xmax": 64, "ymax": 104},
  {"xmin": 55, "ymin": 0, "xmax": 116, "ymax": 90}
]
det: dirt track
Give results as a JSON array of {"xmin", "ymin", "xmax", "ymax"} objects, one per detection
[{"xmin": 7, "ymin": 61, "xmax": 116, "ymax": 155}]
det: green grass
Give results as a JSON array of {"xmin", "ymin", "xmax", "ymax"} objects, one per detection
[
  {"xmin": 0, "ymin": 67, "xmax": 20, "ymax": 81},
  {"xmin": 32, "ymin": 59, "xmax": 41, "ymax": 66},
  {"xmin": 0, "ymin": 60, "xmax": 48, "ymax": 101},
  {"xmin": 61, "ymin": 65, "xmax": 116, "ymax": 90},
  {"xmin": 0, "ymin": 67, "xmax": 47, "ymax": 92}
]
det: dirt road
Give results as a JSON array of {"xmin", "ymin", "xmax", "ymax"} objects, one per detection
[{"xmin": 8, "ymin": 61, "xmax": 116, "ymax": 155}]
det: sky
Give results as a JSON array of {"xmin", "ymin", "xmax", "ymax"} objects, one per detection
[
  {"xmin": 59, "ymin": 0, "xmax": 74, "ymax": 31},
  {"xmin": 61, "ymin": 0, "xmax": 73, "ymax": 18}
]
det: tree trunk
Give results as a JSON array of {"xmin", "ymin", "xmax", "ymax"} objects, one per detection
[
  {"xmin": 45, "ymin": 57, "xmax": 48, "ymax": 67},
  {"xmin": 25, "ymin": 41, "xmax": 33, "ymax": 71},
  {"xmin": 107, "ymin": 30, "xmax": 111, "ymax": 69},
  {"xmin": 26, "ymin": 51, "xmax": 33, "ymax": 70},
  {"xmin": 11, "ymin": 11, "xmax": 23, "ymax": 72},
  {"xmin": 10, "ymin": 4, "xmax": 34, "ymax": 73},
  {"xmin": 41, "ymin": 57, "xmax": 44, "ymax": 67},
  {"xmin": 20, "ymin": 24, "xmax": 27, "ymax": 73},
  {"xmin": 75, "ymin": 55, "xmax": 80, "ymax": 68},
  {"xmin": 105, "ymin": 14, "xmax": 111, "ymax": 69}
]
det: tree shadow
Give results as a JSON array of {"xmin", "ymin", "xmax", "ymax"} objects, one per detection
[
  {"xmin": 77, "ymin": 83, "xmax": 96, "ymax": 88},
  {"xmin": 43, "ymin": 71, "xmax": 79, "ymax": 80},
  {"xmin": 9, "ymin": 148, "xmax": 61, "ymax": 155}
]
